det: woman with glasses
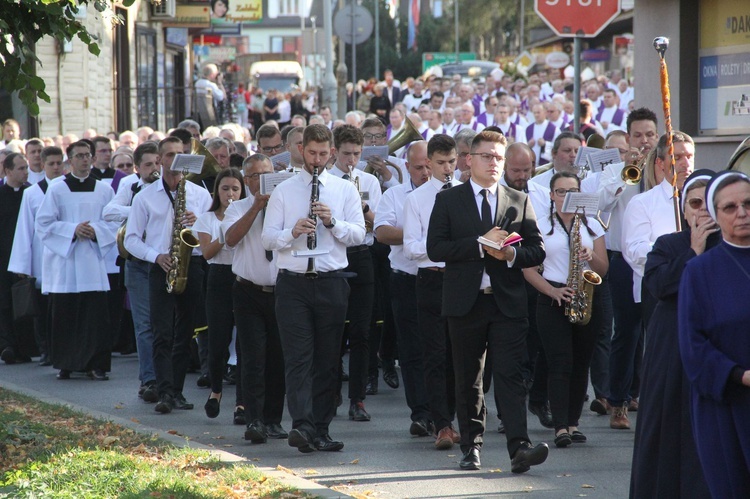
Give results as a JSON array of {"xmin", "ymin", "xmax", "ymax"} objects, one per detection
[
  {"xmin": 194, "ymin": 168, "xmax": 246, "ymax": 420},
  {"xmin": 677, "ymin": 170, "xmax": 750, "ymax": 499},
  {"xmin": 522, "ymin": 172, "xmax": 608, "ymax": 447},
  {"xmin": 629, "ymin": 170, "xmax": 718, "ymax": 498}
]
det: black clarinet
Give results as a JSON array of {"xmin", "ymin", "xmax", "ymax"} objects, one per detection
[{"xmin": 305, "ymin": 166, "xmax": 319, "ymax": 278}]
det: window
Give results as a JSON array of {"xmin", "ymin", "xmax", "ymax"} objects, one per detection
[{"xmin": 270, "ymin": 36, "xmax": 298, "ymax": 54}]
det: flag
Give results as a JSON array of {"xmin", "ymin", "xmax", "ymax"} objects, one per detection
[{"xmin": 407, "ymin": 0, "xmax": 420, "ymax": 50}]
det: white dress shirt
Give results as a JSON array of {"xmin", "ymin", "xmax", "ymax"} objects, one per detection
[
  {"xmin": 261, "ymin": 167, "xmax": 365, "ymax": 273},
  {"xmin": 328, "ymin": 167, "xmax": 382, "ymax": 246},
  {"xmin": 27, "ymin": 169, "xmax": 45, "ymax": 184},
  {"xmin": 598, "ymin": 161, "xmax": 640, "ymax": 251},
  {"xmin": 537, "ymin": 214, "xmax": 605, "ymax": 284},
  {"xmin": 374, "ymin": 180, "xmax": 417, "ymax": 274},
  {"xmin": 124, "ymin": 179, "xmax": 212, "ymax": 264},
  {"xmin": 193, "ymin": 211, "xmax": 234, "ymax": 265},
  {"xmin": 102, "ymin": 173, "xmax": 142, "ymax": 223},
  {"xmin": 403, "ymin": 176, "xmax": 460, "ymax": 268},
  {"xmin": 499, "ymin": 175, "xmax": 549, "ymax": 220},
  {"xmin": 621, "ymin": 179, "xmax": 679, "ymax": 302},
  {"xmin": 221, "ymin": 195, "xmax": 278, "ymax": 286}
]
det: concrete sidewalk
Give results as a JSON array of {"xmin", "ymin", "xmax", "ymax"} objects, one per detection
[{"xmin": 0, "ymin": 355, "xmax": 635, "ymax": 498}]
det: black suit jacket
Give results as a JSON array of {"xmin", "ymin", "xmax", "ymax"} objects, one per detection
[{"xmin": 426, "ymin": 182, "xmax": 545, "ymax": 319}]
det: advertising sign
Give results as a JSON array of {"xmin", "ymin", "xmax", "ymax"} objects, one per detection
[
  {"xmin": 698, "ymin": 0, "xmax": 750, "ymax": 136},
  {"xmin": 211, "ymin": 0, "xmax": 263, "ymax": 25}
]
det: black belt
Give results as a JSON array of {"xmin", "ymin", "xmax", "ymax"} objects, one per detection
[
  {"xmin": 609, "ymin": 251, "xmax": 623, "ymax": 258},
  {"xmin": 278, "ymin": 269, "xmax": 355, "ymax": 279},
  {"xmin": 391, "ymin": 269, "xmax": 415, "ymax": 277},
  {"xmin": 419, "ymin": 266, "xmax": 445, "ymax": 273},
  {"xmin": 546, "ymin": 280, "xmax": 567, "ymax": 288},
  {"xmin": 236, "ymin": 276, "xmax": 274, "ymax": 293},
  {"xmin": 347, "ymin": 244, "xmax": 369, "ymax": 254}
]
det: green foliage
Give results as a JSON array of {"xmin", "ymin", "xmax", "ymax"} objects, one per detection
[{"xmin": 0, "ymin": 0, "xmax": 134, "ymax": 115}]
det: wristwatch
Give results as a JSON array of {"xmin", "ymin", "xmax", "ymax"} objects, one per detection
[
  {"xmin": 324, "ymin": 217, "xmax": 336, "ymax": 229},
  {"xmin": 363, "ymin": 204, "xmax": 370, "ymax": 214}
]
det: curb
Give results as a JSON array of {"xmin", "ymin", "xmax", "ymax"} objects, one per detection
[{"xmin": 0, "ymin": 380, "xmax": 352, "ymax": 499}]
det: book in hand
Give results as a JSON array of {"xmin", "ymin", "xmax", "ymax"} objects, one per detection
[{"xmin": 477, "ymin": 232, "xmax": 523, "ymax": 250}]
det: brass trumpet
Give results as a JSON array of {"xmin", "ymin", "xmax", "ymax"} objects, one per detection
[{"xmin": 621, "ymin": 148, "xmax": 648, "ymax": 186}]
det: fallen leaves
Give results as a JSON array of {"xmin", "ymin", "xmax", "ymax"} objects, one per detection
[{"xmin": 582, "ymin": 484, "xmax": 595, "ymax": 488}]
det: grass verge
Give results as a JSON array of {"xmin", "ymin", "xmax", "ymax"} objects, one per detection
[{"xmin": 0, "ymin": 387, "xmax": 306, "ymax": 498}]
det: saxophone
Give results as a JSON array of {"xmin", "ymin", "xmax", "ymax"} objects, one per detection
[
  {"xmin": 166, "ymin": 175, "xmax": 200, "ymax": 294},
  {"xmin": 564, "ymin": 213, "xmax": 602, "ymax": 325}
]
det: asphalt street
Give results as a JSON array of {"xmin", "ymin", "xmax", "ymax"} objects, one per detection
[{"xmin": 0, "ymin": 354, "xmax": 635, "ymax": 498}]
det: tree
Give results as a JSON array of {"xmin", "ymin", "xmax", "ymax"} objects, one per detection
[{"xmin": 0, "ymin": 0, "xmax": 134, "ymax": 115}]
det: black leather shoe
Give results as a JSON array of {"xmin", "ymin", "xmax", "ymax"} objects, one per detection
[
  {"xmin": 382, "ymin": 365, "xmax": 399, "ymax": 389},
  {"xmin": 497, "ymin": 419, "xmax": 506, "ymax": 434},
  {"xmin": 1, "ymin": 347, "xmax": 18, "ymax": 364},
  {"xmin": 141, "ymin": 382, "xmax": 159, "ymax": 403},
  {"xmin": 313, "ymin": 434, "xmax": 344, "ymax": 452},
  {"xmin": 511, "ymin": 442, "xmax": 549, "ymax": 474},
  {"xmin": 87, "ymin": 369, "xmax": 109, "ymax": 381},
  {"xmin": 196, "ymin": 374, "xmax": 210, "ymax": 388},
  {"xmin": 459, "ymin": 446, "xmax": 481, "ymax": 470},
  {"xmin": 56, "ymin": 369, "xmax": 71, "ymax": 380},
  {"xmin": 288, "ymin": 428, "xmax": 315, "ymax": 453},
  {"xmin": 528, "ymin": 402, "xmax": 554, "ymax": 429},
  {"xmin": 409, "ymin": 419, "xmax": 433, "ymax": 437},
  {"xmin": 365, "ymin": 375, "xmax": 378, "ymax": 395},
  {"xmin": 349, "ymin": 401, "xmax": 371, "ymax": 422},
  {"xmin": 173, "ymin": 394, "xmax": 194, "ymax": 410},
  {"xmin": 38, "ymin": 353, "xmax": 51, "ymax": 366},
  {"xmin": 244, "ymin": 420, "xmax": 267, "ymax": 443},
  {"xmin": 204, "ymin": 394, "xmax": 221, "ymax": 419},
  {"xmin": 266, "ymin": 423, "xmax": 288, "ymax": 439},
  {"xmin": 570, "ymin": 430, "xmax": 587, "ymax": 443},
  {"xmin": 155, "ymin": 394, "xmax": 175, "ymax": 414},
  {"xmin": 554, "ymin": 432, "xmax": 572, "ymax": 448},
  {"xmin": 233, "ymin": 407, "xmax": 246, "ymax": 425}
]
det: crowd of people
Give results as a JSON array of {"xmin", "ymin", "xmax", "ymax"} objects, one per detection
[{"xmin": 0, "ymin": 61, "xmax": 748, "ymax": 498}]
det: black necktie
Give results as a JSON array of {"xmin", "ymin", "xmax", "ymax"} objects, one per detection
[
  {"xmin": 343, "ymin": 173, "xmax": 350, "ymax": 180},
  {"xmin": 442, "ymin": 182, "xmax": 451, "ymax": 190},
  {"xmin": 481, "ymin": 189, "xmax": 492, "ymax": 231},
  {"xmin": 265, "ymin": 250, "xmax": 273, "ymax": 262}
]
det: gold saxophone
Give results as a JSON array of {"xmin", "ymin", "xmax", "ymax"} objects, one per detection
[
  {"xmin": 564, "ymin": 213, "xmax": 602, "ymax": 325},
  {"xmin": 166, "ymin": 175, "xmax": 200, "ymax": 294}
]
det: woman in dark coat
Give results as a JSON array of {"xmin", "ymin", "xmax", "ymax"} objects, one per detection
[{"xmin": 630, "ymin": 170, "xmax": 719, "ymax": 498}]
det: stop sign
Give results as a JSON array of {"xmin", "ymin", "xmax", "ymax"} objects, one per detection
[{"xmin": 535, "ymin": 0, "xmax": 621, "ymax": 38}]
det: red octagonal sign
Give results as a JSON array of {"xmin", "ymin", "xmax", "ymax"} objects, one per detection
[{"xmin": 535, "ymin": 0, "xmax": 622, "ymax": 38}]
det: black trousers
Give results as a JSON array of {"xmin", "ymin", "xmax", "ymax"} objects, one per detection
[
  {"xmin": 590, "ymin": 272, "xmax": 613, "ymax": 400},
  {"xmin": 416, "ymin": 268, "xmax": 455, "ymax": 431},
  {"xmin": 149, "ymin": 257, "xmax": 204, "ymax": 398},
  {"xmin": 342, "ymin": 247, "xmax": 374, "ymax": 402},
  {"xmin": 368, "ymin": 241, "xmax": 397, "ymax": 378},
  {"xmin": 276, "ymin": 273, "xmax": 349, "ymax": 438},
  {"xmin": 536, "ymin": 290, "xmax": 601, "ymax": 430},
  {"xmin": 448, "ymin": 293, "xmax": 530, "ymax": 458},
  {"xmin": 206, "ymin": 264, "xmax": 237, "ymax": 395},
  {"xmin": 234, "ymin": 279, "xmax": 285, "ymax": 424},
  {"xmin": 0, "ymin": 271, "xmax": 35, "ymax": 356},
  {"xmin": 391, "ymin": 271, "xmax": 430, "ymax": 422}
]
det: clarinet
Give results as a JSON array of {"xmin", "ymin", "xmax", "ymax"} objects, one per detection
[{"xmin": 304, "ymin": 166, "xmax": 319, "ymax": 278}]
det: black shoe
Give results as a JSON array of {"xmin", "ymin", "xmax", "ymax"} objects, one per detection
[
  {"xmin": 570, "ymin": 430, "xmax": 587, "ymax": 443},
  {"xmin": 288, "ymin": 428, "xmax": 315, "ymax": 453},
  {"xmin": 511, "ymin": 442, "xmax": 549, "ymax": 474},
  {"xmin": 56, "ymin": 369, "xmax": 71, "ymax": 380},
  {"xmin": 173, "ymin": 393, "xmax": 194, "ymax": 410},
  {"xmin": 155, "ymin": 394, "xmax": 175, "ymax": 414},
  {"xmin": 409, "ymin": 419, "xmax": 433, "ymax": 437},
  {"xmin": 554, "ymin": 432, "xmax": 572, "ymax": 448},
  {"xmin": 1, "ymin": 347, "xmax": 17, "ymax": 364},
  {"xmin": 244, "ymin": 420, "xmax": 268, "ymax": 443},
  {"xmin": 528, "ymin": 402, "xmax": 554, "ymax": 429},
  {"xmin": 196, "ymin": 374, "xmax": 210, "ymax": 388},
  {"xmin": 87, "ymin": 369, "xmax": 109, "ymax": 381},
  {"xmin": 348, "ymin": 401, "xmax": 371, "ymax": 422},
  {"xmin": 204, "ymin": 395, "xmax": 221, "ymax": 419},
  {"xmin": 382, "ymin": 365, "xmax": 399, "ymax": 389},
  {"xmin": 224, "ymin": 365, "xmax": 237, "ymax": 385},
  {"xmin": 497, "ymin": 419, "xmax": 506, "ymax": 434},
  {"xmin": 38, "ymin": 353, "xmax": 51, "ymax": 366},
  {"xmin": 365, "ymin": 375, "xmax": 378, "ymax": 395},
  {"xmin": 142, "ymin": 381, "xmax": 159, "ymax": 403},
  {"xmin": 313, "ymin": 434, "xmax": 344, "ymax": 452},
  {"xmin": 233, "ymin": 407, "xmax": 246, "ymax": 425},
  {"xmin": 266, "ymin": 423, "xmax": 288, "ymax": 439},
  {"xmin": 459, "ymin": 446, "xmax": 481, "ymax": 470}
]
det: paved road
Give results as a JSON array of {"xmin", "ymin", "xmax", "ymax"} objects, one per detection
[{"xmin": 0, "ymin": 355, "xmax": 635, "ymax": 498}]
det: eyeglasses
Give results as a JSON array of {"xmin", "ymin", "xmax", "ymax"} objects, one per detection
[
  {"xmin": 687, "ymin": 198, "xmax": 705, "ymax": 210},
  {"xmin": 260, "ymin": 144, "xmax": 284, "ymax": 154},
  {"xmin": 363, "ymin": 133, "xmax": 386, "ymax": 140},
  {"xmin": 553, "ymin": 188, "xmax": 580, "ymax": 196},
  {"xmin": 471, "ymin": 153, "xmax": 505, "ymax": 164},
  {"xmin": 717, "ymin": 200, "xmax": 750, "ymax": 216},
  {"xmin": 73, "ymin": 152, "xmax": 92, "ymax": 159},
  {"xmin": 116, "ymin": 163, "xmax": 134, "ymax": 169}
]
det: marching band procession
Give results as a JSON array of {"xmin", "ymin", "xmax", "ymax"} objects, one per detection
[{"xmin": 1, "ymin": 61, "xmax": 749, "ymax": 498}]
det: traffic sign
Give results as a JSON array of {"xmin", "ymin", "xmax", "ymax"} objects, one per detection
[
  {"xmin": 334, "ymin": 5, "xmax": 373, "ymax": 45},
  {"xmin": 534, "ymin": 0, "xmax": 621, "ymax": 38},
  {"xmin": 422, "ymin": 52, "xmax": 476, "ymax": 73}
]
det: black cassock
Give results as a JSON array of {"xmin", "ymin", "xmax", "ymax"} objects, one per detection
[{"xmin": 629, "ymin": 229, "xmax": 718, "ymax": 499}]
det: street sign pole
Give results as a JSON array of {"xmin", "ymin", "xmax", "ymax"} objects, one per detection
[
  {"xmin": 574, "ymin": 36, "xmax": 581, "ymax": 134},
  {"xmin": 323, "ymin": 0, "xmax": 338, "ymax": 119},
  {"xmin": 374, "ymin": 0, "xmax": 379, "ymax": 82},
  {"xmin": 351, "ymin": 1, "xmax": 357, "ymax": 106}
]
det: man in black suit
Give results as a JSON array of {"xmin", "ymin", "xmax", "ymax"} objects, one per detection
[{"xmin": 426, "ymin": 130, "xmax": 549, "ymax": 473}]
